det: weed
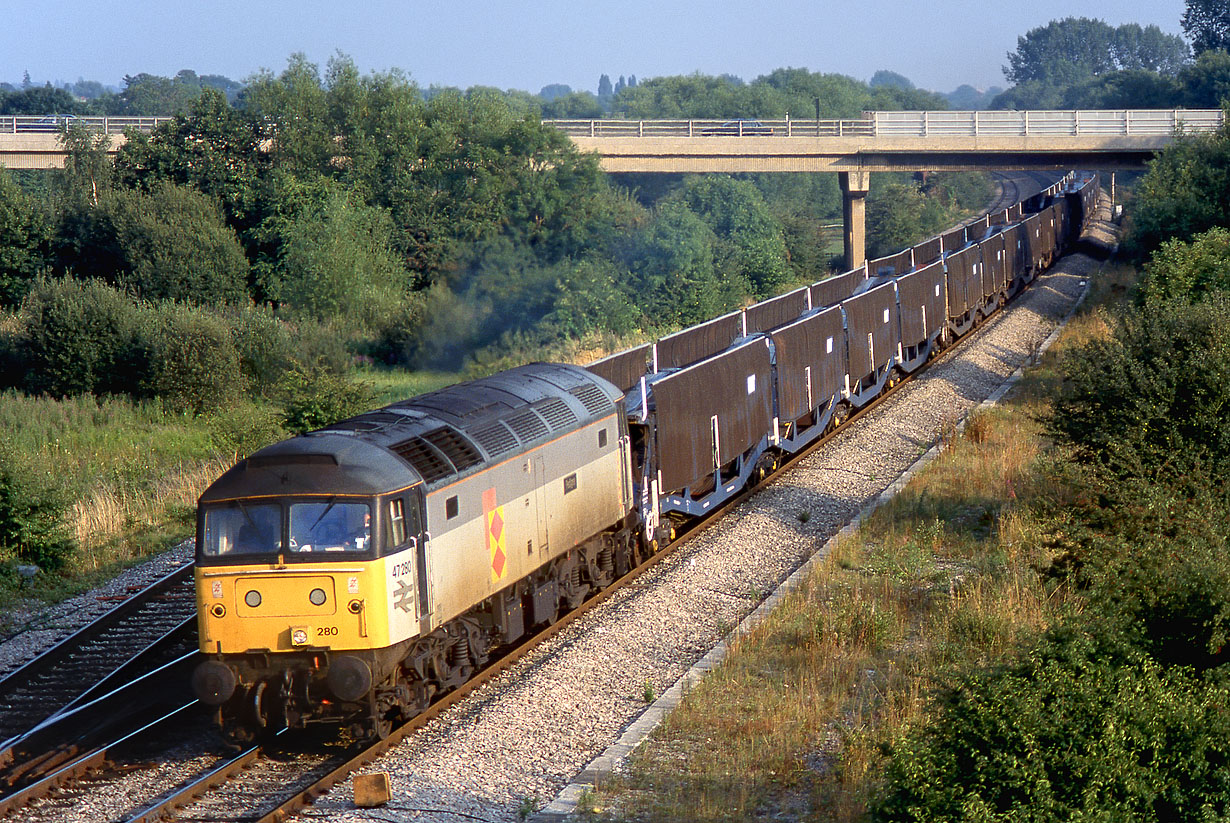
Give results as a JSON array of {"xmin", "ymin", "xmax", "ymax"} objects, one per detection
[
  {"xmin": 797, "ymin": 509, "xmax": 811, "ymax": 524},
  {"xmin": 517, "ymin": 795, "xmax": 539, "ymax": 821},
  {"xmin": 642, "ymin": 678, "xmax": 657, "ymax": 703}
]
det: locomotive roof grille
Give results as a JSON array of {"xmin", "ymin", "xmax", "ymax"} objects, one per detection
[
  {"xmin": 467, "ymin": 421, "xmax": 519, "ymax": 458},
  {"xmin": 390, "ymin": 434, "xmax": 455, "ymax": 483},
  {"xmin": 506, "ymin": 410, "xmax": 549, "ymax": 442},
  {"xmin": 569, "ymin": 383, "xmax": 609, "ymax": 416},
  {"xmin": 536, "ymin": 397, "xmax": 577, "ymax": 430},
  {"xmin": 421, "ymin": 426, "xmax": 483, "ymax": 472}
]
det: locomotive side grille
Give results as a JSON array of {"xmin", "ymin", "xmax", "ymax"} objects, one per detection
[
  {"xmin": 569, "ymin": 383, "xmax": 610, "ymax": 416},
  {"xmin": 390, "ymin": 437, "xmax": 454, "ymax": 483},
  {"xmin": 506, "ymin": 411, "xmax": 548, "ymax": 443},
  {"xmin": 535, "ymin": 398, "xmax": 577, "ymax": 431},
  {"xmin": 422, "ymin": 427, "xmax": 482, "ymax": 471},
  {"xmin": 468, "ymin": 422, "xmax": 518, "ymax": 458}
]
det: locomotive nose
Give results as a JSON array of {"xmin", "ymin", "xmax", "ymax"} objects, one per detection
[{"xmin": 192, "ymin": 660, "xmax": 239, "ymax": 705}]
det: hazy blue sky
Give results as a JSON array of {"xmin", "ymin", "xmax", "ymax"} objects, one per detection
[{"xmin": 7, "ymin": 0, "xmax": 1191, "ymax": 96}]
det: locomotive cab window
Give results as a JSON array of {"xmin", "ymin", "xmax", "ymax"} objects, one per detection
[
  {"xmin": 386, "ymin": 495, "xmax": 422, "ymax": 550},
  {"xmin": 202, "ymin": 502, "xmax": 282, "ymax": 557},
  {"xmin": 288, "ymin": 500, "xmax": 371, "ymax": 554},
  {"xmin": 598, "ymin": 428, "xmax": 607, "ymax": 448},
  {"xmin": 445, "ymin": 495, "xmax": 459, "ymax": 519}
]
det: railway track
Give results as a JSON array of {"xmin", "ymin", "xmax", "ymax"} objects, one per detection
[
  {"xmin": 0, "ymin": 170, "xmax": 1063, "ymax": 822},
  {"xmin": 0, "ymin": 563, "xmax": 196, "ymax": 743}
]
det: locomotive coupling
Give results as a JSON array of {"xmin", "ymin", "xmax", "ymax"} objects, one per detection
[{"xmin": 192, "ymin": 660, "xmax": 239, "ymax": 705}]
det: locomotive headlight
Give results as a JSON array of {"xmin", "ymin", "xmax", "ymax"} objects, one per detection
[
  {"xmin": 210, "ymin": 603, "xmax": 226, "ymax": 618},
  {"xmin": 309, "ymin": 587, "xmax": 327, "ymax": 606},
  {"xmin": 291, "ymin": 627, "xmax": 310, "ymax": 645},
  {"xmin": 244, "ymin": 590, "xmax": 262, "ymax": 608}
]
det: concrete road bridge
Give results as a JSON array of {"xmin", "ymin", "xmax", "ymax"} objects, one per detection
[{"xmin": 3, "ymin": 109, "xmax": 1221, "ymax": 268}]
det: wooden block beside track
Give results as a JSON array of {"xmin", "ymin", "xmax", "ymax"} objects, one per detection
[{"xmin": 353, "ymin": 772, "xmax": 392, "ymax": 807}]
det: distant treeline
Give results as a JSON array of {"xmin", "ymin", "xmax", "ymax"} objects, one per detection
[{"xmin": 0, "ymin": 55, "xmax": 990, "ymax": 416}]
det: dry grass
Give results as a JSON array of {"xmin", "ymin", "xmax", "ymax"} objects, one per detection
[{"xmin": 68, "ymin": 456, "xmax": 235, "ymax": 569}]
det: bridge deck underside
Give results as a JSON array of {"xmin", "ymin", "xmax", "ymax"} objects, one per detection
[{"xmin": 576, "ymin": 136, "xmax": 1166, "ymax": 173}]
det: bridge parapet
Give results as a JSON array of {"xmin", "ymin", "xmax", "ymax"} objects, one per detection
[
  {"xmin": 0, "ymin": 115, "xmax": 173, "ymax": 135},
  {"xmin": 546, "ymin": 109, "xmax": 1223, "ymax": 140}
]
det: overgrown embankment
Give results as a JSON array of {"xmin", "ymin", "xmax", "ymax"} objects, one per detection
[{"xmin": 592, "ymin": 207, "xmax": 1230, "ymax": 820}]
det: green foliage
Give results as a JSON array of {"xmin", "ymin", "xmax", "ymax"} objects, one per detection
[
  {"xmin": 626, "ymin": 201, "xmax": 737, "ymax": 328},
  {"xmin": 140, "ymin": 302, "xmax": 244, "ymax": 414},
  {"xmin": 1141, "ymin": 227, "xmax": 1230, "ymax": 303},
  {"xmin": 1062, "ymin": 69, "xmax": 1184, "ymax": 109},
  {"xmin": 1183, "ymin": 0, "xmax": 1230, "ymax": 55},
  {"xmin": 1005, "ymin": 18, "xmax": 1188, "ymax": 86},
  {"xmin": 670, "ymin": 175, "xmax": 791, "ymax": 297},
  {"xmin": 871, "ymin": 631, "xmax": 1230, "ymax": 823},
  {"xmin": 1126, "ymin": 123, "xmax": 1230, "ymax": 261},
  {"xmin": 106, "ymin": 183, "xmax": 250, "ymax": 303},
  {"xmin": 254, "ymin": 174, "xmax": 405, "ymax": 325},
  {"xmin": 0, "ymin": 169, "xmax": 52, "ymax": 306},
  {"xmin": 277, "ymin": 365, "xmax": 374, "ymax": 435},
  {"xmin": 0, "ymin": 84, "xmax": 81, "ymax": 115},
  {"xmin": 20, "ymin": 277, "xmax": 145, "ymax": 398},
  {"xmin": 0, "ymin": 444, "xmax": 75, "ymax": 570},
  {"xmin": 114, "ymin": 88, "xmax": 269, "ymax": 234},
  {"xmin": 205, "ymin": 400, "xmax": 287, "ymax": 459},
  {"xmin": 1049, "ymin": 295, "xmax": 1230, "ymax": 483},
  {"xmin": 1180, "ymin": 50, "xmax": 1230, "ymax": 107},
  {"xmin": 223, "ymin": 303, "xmax": 298, "ymax": 396}
]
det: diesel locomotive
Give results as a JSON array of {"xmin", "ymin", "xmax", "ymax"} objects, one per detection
[{"xmin": 191, "ymin": 173, "xmax": 1100, "ymax": 740}]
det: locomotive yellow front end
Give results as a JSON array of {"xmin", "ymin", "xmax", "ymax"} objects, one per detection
[{"xmin": 192, "ymin": 437, "xmax": 428, "ymax": 741}]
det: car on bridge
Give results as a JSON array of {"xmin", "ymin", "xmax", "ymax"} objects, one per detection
[
  {"xmin": 700, "ymin": 119, "xmax": 774, "ymax": 136},
  {"xmin": 15, "ymin": 114, "xmax": 80, "ymax": 133}
]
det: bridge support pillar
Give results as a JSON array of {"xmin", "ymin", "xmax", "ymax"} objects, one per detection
[{"xmin": 840, "ymin": 170, "xmax": 870, "ymax": 271}]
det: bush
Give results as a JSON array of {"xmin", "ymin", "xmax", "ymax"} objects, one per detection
[
  {"xmin": 1140, "ymin": 227, "xmax": 1230, "ymax": 304},
  {"xmin": 20, "ymin": 277, "xmax": 146, "ymax": 398},
  {"xmin": 1048, "ymin": 295, "xmax": 1230, "ymax": 480},
  {"xmin": 871, "ymin": 632, "xmax": 1230, "ymax": 822},
  {"xmin": 277, "ymin": 365, "xmax": 373, "ymax": 435},
  {"xmin": 205, "ymin": 400, "xmax": 287, "ymax": 458},
  {"xmin": 140, "ymin": 302, "xmax": 245, "ymax": 414},
  {"xmin": 0, "ymin": 443, "xmax": 75, "ymax": 570},
  {"xmin": 224, "ymin": 303, "xmax": 298, "ymax": 396}
]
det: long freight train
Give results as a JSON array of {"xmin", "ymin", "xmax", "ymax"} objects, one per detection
[{"xmin": 191, "ymin": 173, "xmax": 1100, "ymax": 740}]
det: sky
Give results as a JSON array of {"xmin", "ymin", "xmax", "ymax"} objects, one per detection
[{"xmin": 5, "ymin": 0, "xmax": 1192, "ymax": 97}]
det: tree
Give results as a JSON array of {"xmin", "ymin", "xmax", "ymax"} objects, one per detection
[
  {"xmin": 0, "ymin": 84, "xmax": 80, "ymax": 115},
  {"xmin": 538, "ymin": 83, "xmax": 572, "ymax": 101},
  {"xmin": 597, "ymin": 74, "xmax": 613, "ymax": 100},
  {"xmin": 1004, "ymin": 18, "xmax": 1188, "ymax": 87},
  {"xmin": 1180, "ymin": 49, "xmax": 1230, "ymax": 106},
  {"xmin": 1141, "ymin": 227, "xmax": 1230, "ymax": 303},
  {"xmin": 671, "ymin": 175, "xmax": 791, "ymax": 297},
  {"xmin": 1183, "ymin": 0, "xmax": 1230, "ymax": 55},
  {"xmin": 114, "ymin": 87, "xmax": 270, "ymax": 236},
  {"xmin": 0, "ymin": 169, "xmax": 51, "ymax": 306},
  {"xmin": 105, "ymin": 182, "xmax": 251, "ymax": 304},
  {"xmin": 1049, "ymin": 295, "xmax": 1230, "ymax": 481},
  {"xmin": 1127, "ymin": 122, "xmax": 1230, "ymax": 260},
  {"xmin": 1062, "ymin": 70, "xmax": 1183, "ymax": 109},
  {"xmin": 869, "ymin": 70, "xmax": 914, "ymax": 90}
]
